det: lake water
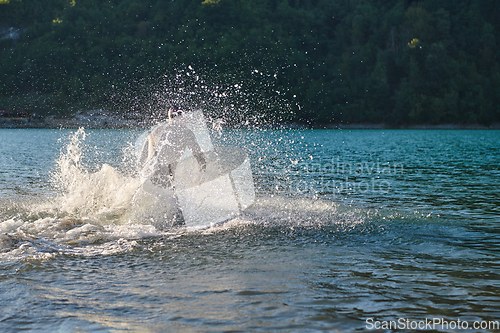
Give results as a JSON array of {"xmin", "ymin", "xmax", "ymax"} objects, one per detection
[{"xmin": 1, "ymin": 128, "xmax": 499, "ymax": 332}]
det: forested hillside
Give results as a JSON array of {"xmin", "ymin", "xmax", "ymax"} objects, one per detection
[{"xmin": 1, "ymin": 0, "xmax": 499, "ymax": 125}]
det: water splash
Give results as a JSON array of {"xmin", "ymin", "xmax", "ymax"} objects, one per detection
[
  {"xmin": 116, "ymin": 65, "xmax": 295, "ymax": 128},
  {"xmin": 50, "ymin": 128, "xmax": 141, "ymax": 222},
  {"xmin": 0, "ymin": 128, "xmax": 162, "ymax": 261}
]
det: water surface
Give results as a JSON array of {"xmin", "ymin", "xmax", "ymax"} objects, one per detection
[{"xmin": 1, "ymin": 128, "xmax": 499, "ymax": 332}]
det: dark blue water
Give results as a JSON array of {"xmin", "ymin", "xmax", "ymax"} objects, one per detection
[{"xmin": 1, "ymin": 128, "xmax": 499, "ymax": 332}]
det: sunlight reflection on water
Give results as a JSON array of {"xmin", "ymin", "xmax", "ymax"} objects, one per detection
[{"xmin": 0, "ymin": 129, "xmax": 499, "ymax": 331}]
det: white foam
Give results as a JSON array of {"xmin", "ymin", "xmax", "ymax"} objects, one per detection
[
  {"xmin": 62, "ymin": 238, "xmax": 139, "ymax": 257},
  {"xmin": 0, "ymin": 219, "xmax": 23, "ymax": 232},
  {"xmin": 0, "ymin": 219, "xmax": 157, "ymax": 262},
  {"xmin": 102, "ymin": 223, "xmax": 159, "ymax": 239},
  {"xmin": 48, "ymin": 128, "xmax": 145, "ymax": 224}
]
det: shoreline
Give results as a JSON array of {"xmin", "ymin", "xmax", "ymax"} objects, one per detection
[
  {"xmin": 1, "ymin": 118, "xmax": 500, "ymax": 130},
  {"xmin": 320, "ymin": 123, "xmax": 500, "ymax": 130}
]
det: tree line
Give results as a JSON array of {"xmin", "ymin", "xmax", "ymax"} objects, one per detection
[{"xmin": 1, "ymin": 0, "xmax": 499, "ymax": 126}]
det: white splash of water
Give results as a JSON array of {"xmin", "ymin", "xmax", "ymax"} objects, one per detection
[
  {"xmin": 0, "ymin": 128, "xmax": 170, "ymax": 261},
  {"xmin": 51, "ymin": 128, "xmax": 142, "ymax": 223}
]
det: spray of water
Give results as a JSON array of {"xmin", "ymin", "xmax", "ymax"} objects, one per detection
[
  {"xmin": 0, "ymin": 68, "xmax": 369, "ymax": 262},
  {"xmin": 112, "ymin": 64, "xmax": 295, "ymax": 129},
  {"xmin": 47, "ymin": 63, "xmax": 291, "ymax": 225},
  {"xmin": 50, "ymin": 128, "xmax": 142, "ymax": 222}
]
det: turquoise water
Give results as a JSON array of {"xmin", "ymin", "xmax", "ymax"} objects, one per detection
[{"xmin": 1, "ymin": 128, "xmax": 499, "ymax": 332}]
